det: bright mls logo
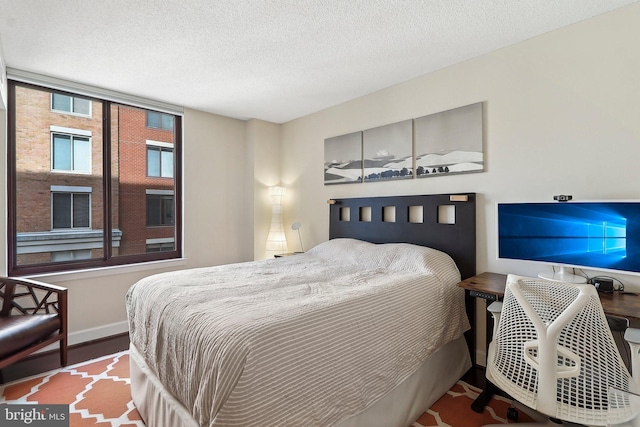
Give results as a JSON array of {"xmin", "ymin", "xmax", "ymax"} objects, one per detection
[{"xmin": 1, "ymin": 404, "xmax": 69, "ymax": 426}]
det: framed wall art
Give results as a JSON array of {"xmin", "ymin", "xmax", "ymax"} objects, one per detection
[
  {"xmin": 324, "ymin": 102, "xmax": 484, "ymax": 185},
  {"xmin": 414, "ymin": 102, "xmax": 483, "ymax": 178},
  {"xmin": 362, "ymin": 119, "xmax": 413, "ymax": 182},
  {"xmin": 324, "ymin": 131, "xmax": 363, "ymax": 185}
]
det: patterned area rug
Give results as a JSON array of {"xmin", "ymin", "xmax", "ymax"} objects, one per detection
[
  {"xmin": 0, "ymin": 351, "xmax": 142, "ymax": 426},
  {"xmin": 1, "ymin": 351, "xmax": 533, "ymax": 426},
  {"xmin": 411, "ymin": 381, "xmax": 534, "ymax": 426}
]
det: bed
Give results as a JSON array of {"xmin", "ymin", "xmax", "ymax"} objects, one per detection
[{"xmin": 127, "ymin": 193, "xmax": 476, "ymax": 427}]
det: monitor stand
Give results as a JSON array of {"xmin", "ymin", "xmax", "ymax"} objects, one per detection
[{"xmin": 538, "ymin": 266, "xmax": 587, "ymax": 284}]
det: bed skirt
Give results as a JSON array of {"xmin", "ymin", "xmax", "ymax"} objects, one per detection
[{"xmin": 130, "ymin": 336, "xmax": 471, "ymax": 427}]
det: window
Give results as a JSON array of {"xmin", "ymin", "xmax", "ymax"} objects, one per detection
[
  {"xmin": 146, "ymin": 111, "xmax": 174, "ymax": 130},
  {"xmin": 146, "ymin": 239, "xmax": 175, "ymax": 253},
  {"xmin": 52, "ymin": 190, "xmax": 91, "ymax": 229},
  {"xmin": 51, "ymin": 250, "xmax": 92, "ymax": 262},
  {"xmin": 146, "ymin": 191, "xmax": 175, "ymax": 226},
  {"xmin": 52, "ymin": 132, "xmax": 91, "ymax": 173},
  {"xmin": 51, "ymin": 93, "xmax": 91, "ymax": 116},
  {"xmin": 8, "ymin": 80, "xmax": 182, "ymax": 275},
  {"xmin": 147, "ymin": 143, "xmax": 174, "ymax": 178}
]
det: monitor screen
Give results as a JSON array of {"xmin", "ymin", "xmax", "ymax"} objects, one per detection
[{"xmin": 497, "ymin": 201, "xmax": 640, "ymax": 275}]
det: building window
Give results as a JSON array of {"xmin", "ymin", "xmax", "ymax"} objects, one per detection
[
  {"xmin": 146, "ymin": 111, "xmax": 174, "ymax": 131},
  {"xmin": 51, "ymin": 93, "xmax": 91, "ymax": 116},
  {"xmin": 8, "ymin": 80, "xmax": 182, "ymax": 275},
  {"xmin": 52, "ymin": 132, "xmax": 91, "ymax": 173},
  {"xmin": 51, "ymin": 250, "xmax": 92, "ymax": 262},
  {"xmin": 146, "ymin": 238, "xmax": 175, "ymax": 253},
  {"xmin": 146, "ymin": 191, "xmax": 175, "ymax": 226},
  {"xmin": 52, "ymin": 192, "xmax": 91, "ymax": 229},
  {"xmin": 147, "ymin": 143, "xmax": 174, "ymax": 178}
]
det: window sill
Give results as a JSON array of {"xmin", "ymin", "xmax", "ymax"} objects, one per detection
[{"xmin": 22, "ymin": 257, "xmax": 188, "ymax": 282}]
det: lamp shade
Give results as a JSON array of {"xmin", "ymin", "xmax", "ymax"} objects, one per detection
[{"xmin": 265, "ymin": 186, "xmax": 288, "ymax": 257}]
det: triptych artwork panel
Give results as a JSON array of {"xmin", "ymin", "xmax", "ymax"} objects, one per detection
[{"xmin": 324, "ymin": 102, "xmax": 484, "ymax": 185}]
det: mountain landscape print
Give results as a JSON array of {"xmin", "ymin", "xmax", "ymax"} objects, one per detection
[
  {"xmin": 324, "ymin": 102, "xmax": 484, "ymax": 185},
  {"xmin": 324, "ymin": 131, "xmax": 363, "ymax": 185},
  {"xmin": 414, "ymin": 103, "xmax": 483, "ymax": 178},
  {"xmin": 363, "ymin": 119, "xmax": 413, "ymax": 182}
]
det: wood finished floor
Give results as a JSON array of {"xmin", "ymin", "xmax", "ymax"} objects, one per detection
[{"xmin": 0, "ymin": 333, "xmax": 130, "ymax": 384}]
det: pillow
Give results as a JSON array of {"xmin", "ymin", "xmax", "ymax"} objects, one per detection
[
  {"xmin": 306, "ymin": 238, "xmax": 377, "ymax": 265},
  {"xmin": 307, "ymin": 238, "xmax": 459, "ymax": 278}
]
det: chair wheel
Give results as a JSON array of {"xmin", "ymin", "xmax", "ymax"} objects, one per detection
[{"xmin": 507, "ymin": 407, "xmax": 519, "ymax": 422}]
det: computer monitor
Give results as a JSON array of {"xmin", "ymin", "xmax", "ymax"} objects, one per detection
[{"xmin": 497, "ymin": 201, "xmax": 640, "ymax": 282}]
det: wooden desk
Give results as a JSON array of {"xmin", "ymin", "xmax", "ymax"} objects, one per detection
[
  {"xmin": 458, "ymin": 271, "xmax": 640, "ymax": 413},
  {"xmin": 458, "ymin": 272, "xmax": 640, "ymax": 321}
]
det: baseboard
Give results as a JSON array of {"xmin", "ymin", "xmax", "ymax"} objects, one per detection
[{"xmin": 37, "ymin": 321, "xmax": 129, "ymax": 353}]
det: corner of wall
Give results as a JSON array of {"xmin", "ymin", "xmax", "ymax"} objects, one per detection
[
  {"xmin": 0, "ymin": 35, "xmax": 6, "ymax": 275},
  {"xmin": 246, "ymin": 119, "xmax": 283, "ymax": 260},
  {"xmin": 0, "ymin": 34, "xmax": 6, "ymax": 110}
]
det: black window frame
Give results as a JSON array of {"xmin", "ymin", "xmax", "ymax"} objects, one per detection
[{"xmin": 7, "ymin": 80, "xmax": 183, "ymax": 276}]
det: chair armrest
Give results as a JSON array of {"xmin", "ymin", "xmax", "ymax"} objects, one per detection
[
  {"xmin": 487, "ymin": 301, "xmax": 503, "ymax": 338},
  {"xmin": 626, "ymin": 328, "xmax": 640, "ymax": 345},
  {"xmin": 1, "ymin": 276, "xmax": 68, "ymax": 317},
  {"xmin": 488, "ymin": 301, "xmax": 502, "ymax": 315},
  {"xmin": 2, "ymin": 277, "xmax": 67, "ymax": 293},
  {"xmin": 625, "ymin": 328, "xmax": 640, "ymax": 381}
]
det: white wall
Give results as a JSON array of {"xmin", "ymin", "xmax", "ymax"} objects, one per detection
[
  {"xmin": 279, "ymin": 4, "xmax": 640, "ymax": 360},
  {"xmin": 183, "ymin": 108, "xmax": 254, "ymax": 267},
  {"xmin": 0, "ymin": 106, "xmax": 255, "ymax": 345},
  {"xmin": 281, "ymin": 3, "xmax": 640, "ymax": 287}
]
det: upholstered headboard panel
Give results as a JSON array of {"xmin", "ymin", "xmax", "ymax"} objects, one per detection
[{"xmin": 329, "ymin": 193, "xmax": 476, "ymax": 279}]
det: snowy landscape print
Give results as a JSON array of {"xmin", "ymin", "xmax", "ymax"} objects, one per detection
[
  {"xmin": 324, "ymin": 103, "xmax": 483, "ymax": 185},
  {"xmin": 414, "ymin": 102, "xmax": 483, "ymax": 178},
  {"xmin": 324, "ymin": 131, "xmax": 363, "ymax": 185},
  {"xmin": 363, "ymin": 119, "xmax": 413, "ymax": 182}
]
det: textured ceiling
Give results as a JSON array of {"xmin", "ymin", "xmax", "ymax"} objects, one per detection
[{"xmin": 0, "ymin": 0, "xmax": 637, "ymax": 123}]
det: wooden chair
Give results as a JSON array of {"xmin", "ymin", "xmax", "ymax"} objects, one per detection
[{"xmin": 0, "ymin": 277, "xmax": 68, "ymax": 376}]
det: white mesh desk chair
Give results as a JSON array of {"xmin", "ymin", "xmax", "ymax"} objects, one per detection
[{"xmin": 484, "ymin": 275, "xmax": 640, "ymax": 427}]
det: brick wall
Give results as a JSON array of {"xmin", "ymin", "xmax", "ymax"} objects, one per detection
[{"xmin": 116, "ymin": 105, "xmax": 175, "ymax": 255}]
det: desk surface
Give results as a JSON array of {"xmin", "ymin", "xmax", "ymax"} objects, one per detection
[{"xmin": 458, "ymin": 272, "xmax": 640, "ymax": 322}]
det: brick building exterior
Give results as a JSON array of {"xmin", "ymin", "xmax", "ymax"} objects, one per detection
[
  {"xmin": 116, "ymin": 105, "xmax": 175, "ymax": 255},
  {"xmin": 13, "ymin": 85, "xmax": 175, "ymax": 265}
]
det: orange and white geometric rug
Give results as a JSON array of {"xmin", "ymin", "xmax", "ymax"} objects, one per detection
[
  {"xmin": 1, "ymin": 351, "xmax": 534, "ymax": 427},
  {"xmin": 412, "ymin": 380, "xmax": 535, "ymax": 426},
  {"xmin": 0, "ymin": 351, "xmax": 143, "ymax": 426}
]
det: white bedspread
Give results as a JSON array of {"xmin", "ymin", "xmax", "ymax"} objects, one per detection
[{"xmin": 126, "ymin": 238, "xmax": 470, "ymax": 427}]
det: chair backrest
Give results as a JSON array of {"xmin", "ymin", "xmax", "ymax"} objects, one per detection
[{"xmin": 487, "ymin": 274, "xmax": 633, "ymax": 426}]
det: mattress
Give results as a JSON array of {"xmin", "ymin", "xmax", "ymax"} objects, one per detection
[{"xmin": 126, "ymin": 238, "xmax": 470, "ymax": 427}]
